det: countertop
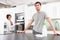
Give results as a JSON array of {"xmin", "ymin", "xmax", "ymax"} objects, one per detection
[{"xmin": 0, "ymin": 32, "xmax": 60, "ymax": 40}]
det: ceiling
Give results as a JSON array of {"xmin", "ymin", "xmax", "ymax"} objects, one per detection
[{"xmin": 0, "ymin": 0, "xmax": 60, "ymax": 6}]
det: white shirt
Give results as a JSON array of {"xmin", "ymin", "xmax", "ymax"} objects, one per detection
[{"xmin": 5, "ymin": 19, "xmax": 15, "ymax": 31}]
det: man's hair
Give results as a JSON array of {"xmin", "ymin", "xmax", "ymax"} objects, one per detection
[
  {"xmin": 6, "ymin": 14, "xmax": 11, "ymax": 19},
  {"xmin": 35, "ymin": 1, "xmax": 41, "ymax": 6}
]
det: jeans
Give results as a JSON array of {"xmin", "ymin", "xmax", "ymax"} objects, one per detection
[{"xmin": 33, "ymin": 30, "xmax": 42, "ymax": 35}]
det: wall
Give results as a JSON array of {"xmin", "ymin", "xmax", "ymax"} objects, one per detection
[{"xmin": 25, "ymin": 5, "xmax": 36, "ymax": 28}]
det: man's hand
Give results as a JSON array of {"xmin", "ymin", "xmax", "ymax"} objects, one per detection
[
  {"xmin": 17, "ymin": 30, "xmax": 25, "ymax": 33},
  {"xmin": 54, "ymin": 30, "xmax": 57, "ymax": 34},
  {"xmin": 54, "ymin": 31, "xmax": 60, "ymax": 36}
]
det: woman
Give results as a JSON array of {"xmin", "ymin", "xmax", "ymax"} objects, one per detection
[{"xmin": 5, "ymin": 14, "xmax": 15, "ymax": 32}]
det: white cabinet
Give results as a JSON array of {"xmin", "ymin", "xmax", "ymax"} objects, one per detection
[{"xmin": 42, "ymin": 2, "xmax": 60, "ymax": 18}]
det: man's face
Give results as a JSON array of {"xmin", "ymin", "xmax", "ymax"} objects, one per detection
[
  {"xmin": 8, "ymin": 16, "xmax": 11, "ymax": 20},
  {"xmin": 35, "ymin": 3, "xmax": 41, "ymax": 11}
]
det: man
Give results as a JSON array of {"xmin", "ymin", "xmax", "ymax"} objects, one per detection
[{"xmin": 25, "ymin": 2, "xmax": 57, "ymax": 34}]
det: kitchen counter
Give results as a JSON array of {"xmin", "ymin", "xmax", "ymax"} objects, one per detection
[{"xmin": 0, "ymin": 32, "xmax": 60, "ymax": 40}]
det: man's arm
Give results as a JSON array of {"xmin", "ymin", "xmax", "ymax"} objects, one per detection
[
  {"xmin": 25, "ymin": 19, "xmax": 34, "ymax": 30},
  {"xmin": 46, "ymin": 17, "xmax": 56, "ymax": 34}
]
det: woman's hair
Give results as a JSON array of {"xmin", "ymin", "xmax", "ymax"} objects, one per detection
[{"xmin": 6, "ymin": 14, "xmax": 11, "ymax": 19}]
